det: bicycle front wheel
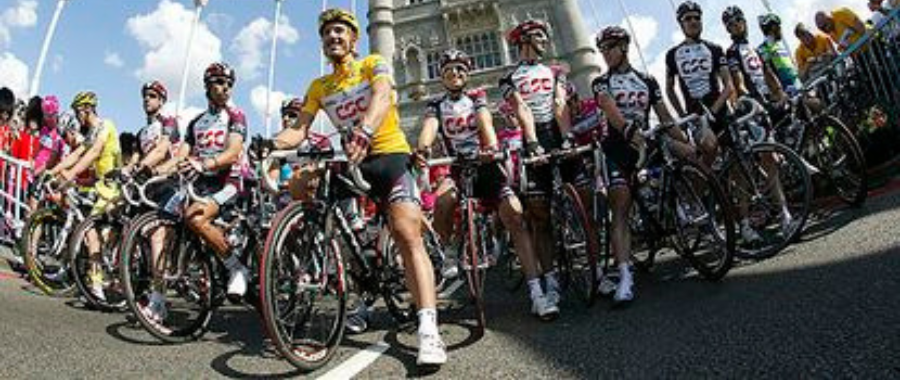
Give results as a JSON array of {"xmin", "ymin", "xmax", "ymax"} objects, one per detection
[
  {"xmin": 671, "ymin": 162, "xmax": 736, "ymax": 281},
  {"xmin": 23, "ymin": 207, "xmax": 77, "ymax": 297},
  {"xmin": 804, "ymin": 115, "xmax": 867, "ymax": 207},
  {"xmin": 555, "ymin": 184, "xmax": 598, "ymax": 307},
  {"xmin": 462, "ymin": 199, "xmax": 487, "ymax": 330},
  {"xmin": 69, "ymin": 214, "xmax": 127, "ymax": 311},
  {"xmin": 259, "ymin": 203, "xmax": 346, "ymax": 372}
]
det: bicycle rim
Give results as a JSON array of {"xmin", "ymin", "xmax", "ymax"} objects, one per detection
[
  {"xmin": 672, "ymin": 163, "xmax": 735, "ymax": 281},
  {"xmin": 463, "ymin": 200, "xmax": 486, "ymax": 329},
  {"xmin": 558, "ymin": 184, "xmax": 598, "ymax": 307},
  {"xmin": 259, "ymin": 203, "xmax": 346, "ymax": 372},
  {"xmin": 807, "ymin": 116, "xmax": 867, "ymax": 207},
  {"xmin": 69, "ymin": 215, "xmax": 127, "ymax": 311},
  {"xmin": 23, "ymin": 208, "xmax": 77, "ymax": 297}
]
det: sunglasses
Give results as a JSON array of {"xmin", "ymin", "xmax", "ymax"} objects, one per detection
[
  {"xmin": 442, "ymin": 65, "xmax": 469, "ymax": 75},
  {"xmin": 143, "ymin": 91, "xmax": 161, "ymax": 99},
  {"xmin": 282, "ymin": 112, "xmax": 300, "ymax": 120},
  {"xmin": 727, "ymin": 17, "xmax": 745, "ymax": 28},
  {"xmin": 209, "ymin": 78, "xmax": 234, "ymax": 88},
  {"xmin": 598, "ymin": 43, "xmax": 620, "ymax": 53},
  {"xmin": 682, "ymin": 14, "xmax": 702, "ymax": 23}
]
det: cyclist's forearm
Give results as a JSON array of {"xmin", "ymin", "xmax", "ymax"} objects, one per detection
[
  {"xmin": 666, "ymin": 83, "xmax": 685, "ymax": 116},
  {"xmin": 273, "ymin": 113, "xmax": 312, "ymax": 150},
  {"xmin": 477, "ymin": 110, "xmax": 499, "ymax": 149},
  {"xmin": 139, "ymin": 139, "xmax": 170, "ymax": 169},
  {"xmin": 67, "ymin": 146, "xmax": 102, "ymax": 177},
  {"xmin": 360, "ymin": 80, "xmax": 392, "ymax": 133},
  {"xmin": 418, "ymin": 118, "xmax": 438, "ymax": 152}
]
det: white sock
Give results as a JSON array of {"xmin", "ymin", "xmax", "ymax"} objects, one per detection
[
  {"xmin": 528, "ymin": 278, "xmax": 543, "ymax": 300},
  {"xmin": 544, "ymin": 270, "xmax": 560, "ymax": 293},
  {"xmin": 417, "ymin": 308, "xmax": 439, "ymax": 336},
  {"xmin": 619, "ymin": 262, "xmax": 632, "ymax": 283},
  {"xmin": 223, "ymin": 254, "xmax": 245, "ymax": 272}
]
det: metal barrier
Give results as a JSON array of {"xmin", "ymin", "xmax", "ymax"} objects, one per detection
[
  {"xmin": 0, "ymin": 152, "xmax": 32, "ymax": 244},
  {"xmin": 811, "ymin": 6, "xmax": 900, "ymax": 166}
]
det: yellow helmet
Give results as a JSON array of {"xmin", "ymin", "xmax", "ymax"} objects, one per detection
[
  {"xmin": 319, "ymin": 8, "xmax": 359, "ymax": 36},
  {"xmin": 71, "ymin": 91, "xmax": 98, "ymax": 109}
]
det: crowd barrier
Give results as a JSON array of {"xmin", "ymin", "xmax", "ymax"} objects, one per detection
[
  {"xmin": 812, "ymin": 6, "xmax": 900, "ymax": 165},
  {"xmin": 0, "ymin": 152, "xmax": 32, "ymax": 245}
]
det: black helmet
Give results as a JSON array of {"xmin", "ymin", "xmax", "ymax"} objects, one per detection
[
  {"xmin": 758, "ymin": 13, "xmax": 781, "ymax": 33},
  {"xmin": 722, "ymin": 6, "xmax": 744, "ymax": 26},
  {"xmin": 0, "ymin": 87, "xmax": 14, "ymax": 116},
  {"xmin": 677, "ymin": 1, "xmax": 703, "ymax": 21},
  {"xmin": 596, "ymin": 26, "xmax": 631, "ymax": 47}
]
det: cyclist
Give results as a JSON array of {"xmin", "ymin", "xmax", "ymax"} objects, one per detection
[
  {"xmin": 417, "ymin": 49, "xmax": 557, "ymax": 319},
  {"xmin": 722, "ymin": 7, "xmax": 788, "ymax": 105},
  {"xmin": 794, "ymin": 23, "xmax": 837, "ymax": 82},
  {"xmin": 666, "ymin": 1, "xmax": 733, "ymax": 167},
  {"xmin": 757, "ymin": 14, "xmax": 802, "ymax": 97},
  {"xmin": 131, "ymin": 80, "xmax": 184, "ymax": 323},
  {"xmin": 593, "ymin": 26, "xmax": 693, "ymax": 303},
  {"xmin": 179, "ymin": 62, "xmax": 251, "ymax": 300},
  {"xmin": 267, "ymin": 9, "xmax": 446, "ymax": 366},
  {"xmin": 55, "ymin": 91, "xmax": 122, "ymax": 301},
  {"xmin": 500, "ymin": 18, "xmax": 570, "ymax": 311}
]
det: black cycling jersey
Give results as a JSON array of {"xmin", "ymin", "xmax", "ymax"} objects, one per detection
[
  {"xmin": 592, "ymin": 67, "xmax": 663, "ymax": 142},
  {"xmin": 666, "ymin": 39, "xmax": 727, "ymax": 112}
]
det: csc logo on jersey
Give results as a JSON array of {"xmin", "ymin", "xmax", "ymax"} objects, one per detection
[
  {"xmin": 444, "ymin": 113, "xmax": 477, "ymax": 135},
  {"xmin": 680, "ymin": 58, "xmax": 711, "ymax": 75},
  {"xmin": 517, "ymin": 77, "xmax": 553, "ymax": 96},
  {"xmin": 196, "ymin": 129, "xmax": 227, "ymax": 151},
  {"xmin": 335, "ymin": 96, "xmax": 371, "ymax": 122},
  {"xmin": 614, "ymin": 91, "xmax": 650, "ymax": 110},
  {"xmin": 745, "ymin": 55, "xmax": 763, "ymax": 71}
]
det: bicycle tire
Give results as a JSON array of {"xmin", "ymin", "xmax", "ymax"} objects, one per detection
[
  {"xmin": 671, "ymin": 161, "xmax": 736, "ymax": 281},
  {"xmin": 69, "ymin": 214, "xmax": 127, "ymax": 311},
  {"xmin": 462, "ymin": 199, "xmax": 487, "ymax": 330},
  {"xmin": 22, "ymin": 207, "xmax": 77, "ymax": 297},
  {"xmin": 556, "ymin": 184, "xmax": 598, "ymax": 307},
  {"xmin": 805, "ymin": 115, "xmax": 867, "ymax": 207},
  {"xmin": 591, "ymin": 191, "xmax": 612, "ymax": 283},
  {"xmin": 719, "ymin": 142, "xmax": 813, "ymax": 259},
  {"xmin": 120, "ymin": 211, "xmax": 214, "ymax": 343},
  {"xmin": 259, "ymin": 203, "xmax": 346, "ymax": 372}
]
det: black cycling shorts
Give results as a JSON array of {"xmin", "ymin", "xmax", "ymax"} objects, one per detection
[{"xmin": 359, "ymin": 153, "xmax": 419, "ymax": 206}]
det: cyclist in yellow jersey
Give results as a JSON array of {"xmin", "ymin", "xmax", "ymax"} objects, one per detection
[
  {"xmin": 269, "ymin": 8, "xmax": 446, "ymax": 367},
  {"xmin": 55, "ymin": 91, "xmax": 122, "ymax": 302}
]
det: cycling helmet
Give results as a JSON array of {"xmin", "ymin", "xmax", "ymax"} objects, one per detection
[
  {"xmin": 722, "ymin": 6, "xmax": 744, "ymax": 26},
  {"xmin": 42, "ymin": 95, "xmax": 59, "ymax": 117},
  {"xmin": 58, "ymin": 112, "xmax": 80, "ymax": 134},
  {"xmin": 281, "ymin": 97, "xmax": 303, "ymax": 114},
  {"xmin": 319, "ymin": 8, "xmax": 359, "ymax": 36},
  {"xmin": 71, "ymin": 91, "xmax": 98, "ymax": 109},
  {"xmin": 759, "ymin": 13, "xmax": 781, "ymax": 32},
  {"xmin": 676, "ymin": 1, "xmax": 703, "ymax": 21},
  {"xmin": 203, "ymin": 62, "xmax": 236, "ymax": 84},
  {"xmin": 142, "ymin": 80, "xmax": 168, "ymax": 101},
  {"xmin": 507, "ymin": 19, "xmax": 551, "ymax": 45},
  {"xmin": 596, "ymin": 26, "xmax": 631, "ymax": 47},
  {"xmin": 439, "ymin": 49, "xmax": 473, "ymax": 72}
]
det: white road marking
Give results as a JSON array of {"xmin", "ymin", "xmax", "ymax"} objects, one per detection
[{"xmin": 317, "ymin": 340, "xmax": 390, "ymax": 380}]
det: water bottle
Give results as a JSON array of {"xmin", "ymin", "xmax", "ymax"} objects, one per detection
[
  {"xmin": 163, "ymin": 189, "xmax": 186, "ymax": 217},
  {"xmin": 279, "ymin": 163, "xmax": 293, "ymax": 183}
]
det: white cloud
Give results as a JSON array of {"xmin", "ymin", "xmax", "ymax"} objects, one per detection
[
  {"xmin": 250, "ymin": 84, "xmax": 293, "ymax": 121},
  {"xmin": 621, "ymin": 15, "xmax": 659, "ymax": 68},
  {"xmin": 231, "ymin": 15, "xmax": 299, "ymax": 80},
  {"xmin": 126, "ymin": 0, "xmax": 223, "ymax": 107},
  {"xmin": 0, "ymin": 52, "xmax": 30, "ymax": 99},
  {"xmin": 0, "ymin": 0, "xmax": 38, "ymax": 47},
  {"xmin": 52, "ymin": 54, "xmax": 63, "ymax": 73},
  {"xmin": 104, "ymin": 51, "xmax": 124, "ymax": 68}
]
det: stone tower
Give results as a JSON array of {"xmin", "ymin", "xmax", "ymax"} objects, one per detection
[{"xmin": 367, "ymin": 0, "xmax": 601, "ymax": 141}]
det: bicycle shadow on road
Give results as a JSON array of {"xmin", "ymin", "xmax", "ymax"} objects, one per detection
[{"xmin": 204, "ymin": 305, "xmax": 304, "ymax": 379}]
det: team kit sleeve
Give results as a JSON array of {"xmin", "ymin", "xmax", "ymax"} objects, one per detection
[
  {"xmin": 590, "ymin": 75, "xmax": 609, "ymax": 98},
  {"xmin": 665, "ymin": 48, "xmax": 678, "ymax": 79},
  {"xmin": 469, "ymin": 88, "xmax": 488, "ymax": 111},
  {"xmin": 498, "ymin": 71, "xmax": 517, "ymax": 100},
  {"xmin": 647, "ymin": 74, "xmax": 663, "ymax": 106},
  {"xmin": 227, "ymin": 107, "xmax": 249, "ymax": 139}
]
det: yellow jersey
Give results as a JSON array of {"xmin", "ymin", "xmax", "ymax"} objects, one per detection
[
  {"xmin": 795, "ymin": 33, "xmax": 833, "ymax": 74},
  {"xmin": 302, "ymin": 54, "xmax": 410, "ymax": 155},
  {"xmin": 83, "ymin": 119, "xmax": 122, "ymax": 179},
  {"xmin": 830, "ymin": 7, "xmax": 866, "ymax": 50}
]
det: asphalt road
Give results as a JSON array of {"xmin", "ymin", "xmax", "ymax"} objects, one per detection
[{"xmin": 1, "ymin": 188, "xmax": 899, "ymax": 378}]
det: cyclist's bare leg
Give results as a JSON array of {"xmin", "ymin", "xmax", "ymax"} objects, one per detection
[
  {"xmin": 697, "ymin": 127, "xmax": 719, "ymax": 168},
  {"xmin": 609, "ymin": 185, "xmax": 632, "ymax": 265},
  {"xmin": 185, "ymin": 202, "xmax": 228, "ymax": 258},
  {"xmin": 85, "ymin": 228, "xmax": 102, "ymax": 271},
  {"xmin": 387, "ymin": 201, "xmax": 436, "ymax": 310},
  {"xmin": 498, "ymin": 195, "xmax": 540, "ymax": 279},
  {"xmin": 149, "ymin": 227, "xmax": 169, "ymax": 290},
  {"xmin": 433, "ymin": 187, "xmax": 457, "ymax": 244},
  {"xmin": 525, "ymin": 198, "xmax": 552, "ymax": 274}
]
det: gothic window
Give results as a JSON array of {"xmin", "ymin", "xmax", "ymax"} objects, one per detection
[
  {"xmin": 406, "ymin": 48, "xmax": 423, "ymax": 84},
  {"xmin": 426, "ymin": 51, "xmax": 441, "ymax": 80},
  {"xmin": 455, "ymin": 32, "xmax": 503, "ymax": 72}
]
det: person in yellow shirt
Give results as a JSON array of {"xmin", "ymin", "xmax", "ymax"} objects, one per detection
[
  {"xmin": 269, "ymin": 8, "xmax": 447, "ymax": 367},
  {"xmin": 56, "ymin": 91, "xmax": 122, "ymax": 301},
  {"xmin": 815, "ymin": 7, "xmax": 868, "ymax": 52},
  {"xmin": 794, "ymin": 23, "xmax": 837, "ymax": 81}
]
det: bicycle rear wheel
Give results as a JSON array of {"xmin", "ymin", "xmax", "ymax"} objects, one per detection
[
  {"xmin": 555, "ymin": 184, "xmax": 598, "ymax": 307},
  {"xmin": 120, "ymin": 212, "xmax": 215, "ymax": 343},
  {"xmin": 70, "ymin": 214, "xmax": 127, "ymax": 311},
  {"xmin": 671, "ymin": 162, "xmax": 736, "ymax": 281},
  {"xmin": 719, "ymin": 142, "xmax": 813, "ymax": 259},
  {"xmin": 804, "ymin": 115, "xmax": 867, "ymax": 207},
  {"xmin": 259, "ymin": 203, "xmax": 346, "ymax": 372},
  {"xmin": 23, "ymin": 207, "xmax": 77, "ymax": 297}
]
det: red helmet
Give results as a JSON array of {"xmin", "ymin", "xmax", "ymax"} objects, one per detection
[
  {"xmin": 142, "ymin": 80, "xmax": 168, "ymax": 101},
  {"xmin": 507, "ymin": 19, "xmax": 550, "ymax": 45},
  {"xmin": 203, "ymin": 62, "xmax": 236, "ymax": 84}
]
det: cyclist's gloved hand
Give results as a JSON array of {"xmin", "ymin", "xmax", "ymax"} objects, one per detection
[
  {"xmin": 561, "ymin": 132, "xmax": 575, "ymax": 151},
  {"xmin": 345, "ymin": 124, "xmax": 373, "ymax": 164},
  {"xmin": 413, "ymin": 147, "xmax": 431, "ymax": 169},
  {"xmin": 525, "ymin": 141, "xmax": 544, "ymax": 158},
  {"xmin": 135, "ymin": 165, "xmax": 154, "ymax": 183},
  {"xmin": 479, "ymin": 146, "xmax": 499, "ymax": 163}
]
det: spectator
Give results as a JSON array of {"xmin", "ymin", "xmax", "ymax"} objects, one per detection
[
  {"xmin": 10, "ymin": 96, "xmax": 42, "ymax": 186},
  {"xmin": 868, "ymin": 0, "xmax": 900, "ymax": 41},
  {"xmin": 815, "ymin": 8, "xmax": 869, "ymax": 52},
  {"xmin": 795, "ymin": 23, "xmax": 838, "ymax": 81},
  {"xmin": 33, "ymin": 96, "xmax": 66, "ymax": 177},
  {"xmin": 0, "ymin": 88, "xmax": 14, "ymax": 156}
]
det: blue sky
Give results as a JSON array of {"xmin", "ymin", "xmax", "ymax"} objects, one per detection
[{"xmin": 0, "ymin": 0, "xmax": 874, "ymax": 137}]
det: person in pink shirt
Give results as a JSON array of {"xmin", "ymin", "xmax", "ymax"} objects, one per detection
[{"xmin": 33, "ymin": 95, "xmax": 66, "ymax": 176}]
